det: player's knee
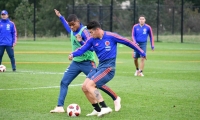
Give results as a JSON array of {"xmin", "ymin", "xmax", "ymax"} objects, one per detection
[
  {"xmin": 81, "ymin": 84, "xmax": 87, "ymax": 92},
  {"xmin": 60, "ymin": 80, "xmax": 70, "ymax": 86},
  {"xmin": 86, "ymin": 81, "xmax": 96, "ymax": 89}
]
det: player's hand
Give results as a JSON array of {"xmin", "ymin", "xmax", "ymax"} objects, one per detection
[
  {"xmin": 143, "ymin": 56, "xmax": 147, "ymax": 60},
  {"xmin": 68, "ymin": 54, "xmax": 73, "ymax": 60},
  {"xmin": 54, "ymin": 9, "xmax": 61, "ymax": 17},
  {"xmin": 76, "ymin": 34, "xmax": 82, "ymax": 42},
  {"xmin": 152, "ymin": 47, "xmax": 154, "ymax": 51}
]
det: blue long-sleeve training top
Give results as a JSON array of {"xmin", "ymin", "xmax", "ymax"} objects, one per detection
[
  {"xmin": 0, "ymin": 18, "xmax": 17, "ymax": 46},
  {"xmin": 132, "ymin": 23, "xmax": 154, "ymax": 49},
  {"xmin": 72, "ymin": 31, "xmax": 146, "ymax": 62}
]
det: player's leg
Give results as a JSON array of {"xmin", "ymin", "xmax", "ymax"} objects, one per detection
[
  {"xmin": 81, "ymin": 61, "xmax": 121, "ymax": 112},
  {"xmin": 139, "ymin": 57, "xmax": 145, "ymax": 76},
  {"xmin": 5, "ymin": 46, "xmax": 16, "ymax": 71},
  {"xmin": 86, "ymin": 67, "xmax": 115, "ymax": 117},
  {"xmin": 133, "ymin": 51, "xmax": 140, "ymax": 76},
  {"xmin": 50, "ymin": 61, "xmax": 81, "ymax": 113},
  {"xmin": 138, "ymin": 43, "xmax": 147, "ymax": 76},
  {"xmin": 81, "ymin": 67, "xmax": 101, "ymax": 116},
  {"xmin": 81, "ymin": 61, "xmax": 119, "ymax": 101},
  {"xmin": 100, "ymin": 85, "xmax": 121, "ymax": 112},
  {"xmin": 0, "ymin": 46, "xmax": 6, "ymax": 65},
  {"xmin": 80, "ymin": 61, "xmax": 97, "ymax": 103}
]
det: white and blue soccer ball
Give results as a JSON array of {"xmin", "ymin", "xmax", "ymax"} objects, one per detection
[
  {"xmin": 0, "ymin": 65, "xmax": 6, "ymax": 72},
  {"xmin": 67, "ymin": 103, "xmax": 81, "ymax": 117}
]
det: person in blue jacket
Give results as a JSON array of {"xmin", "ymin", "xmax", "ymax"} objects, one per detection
[
  {"xmin": 69, "ymin": 21, "xmax": 146, "ymax": 117},
  {"xmin": 50, "ymin": 9, "xmax": 121, "ymax": 115},
  {"xmin": 132, "ymin": 15, "xmax": 154, "ymax": 77},
  {"xmin": 0, "ymin": 10, "xmax": 17, "ymax": 71}
]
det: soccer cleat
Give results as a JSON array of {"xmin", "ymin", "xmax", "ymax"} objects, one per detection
[
  {"xmin": 97, "ymin": 107, "xmax": 112, "ymax": 117},
  {"xmin": 114, "ymin": 96, "xmax": 121, "ymax": 111},
  {"xmin": 86, "ymin": 109, "xmax": 99, "ymax": 116},
  {"xmin": 134, "ymin": 70, "xmax": 139, "ymax": 76},
  {"xmin": 138, "ymin": 72, "xmax": 144, "ymax": 77},
  {"xmin": 50, "ymin": 106, "xmax": 65, "ymax": 113}
]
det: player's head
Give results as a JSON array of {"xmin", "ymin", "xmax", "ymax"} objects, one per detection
[
  {"xmin": 67, "ymin": 14, "xmax": 80, "ymax": 32},
  {"xmin": 87, "ymin": 21, "xmax": 102, "ymax": 38},
  {"xmin": 1, "ymin": 10, "xmax": 9, "ymax": 20},
  {"xmin": 138, "ymin": 15, "xmax": 146, "ymax": 25}
]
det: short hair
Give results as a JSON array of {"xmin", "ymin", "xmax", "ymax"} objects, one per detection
[
  {"xmin": 139, "ymin": 15, "xmax": 146, "ymax": 19},
  {"xmin": 67, "ymin": 14, "xmax": 79, "ymax": 22},
  {"xmin": 87, "ymin": 21, "xmax": 101, "ymax": 30}
]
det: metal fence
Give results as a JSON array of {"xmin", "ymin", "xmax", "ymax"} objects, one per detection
[{"xmin": 65, "ymin": 5, "xmax": 200, "ymax": 43}]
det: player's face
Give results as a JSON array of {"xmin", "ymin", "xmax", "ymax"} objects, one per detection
[
  {"xmin": 139, "ymin": 17, "xmax": 146, "ymax": 25},
  {"xmin": 88, "ymin": 28, "xmax": 99, "ymax": 38},
  {"xmin": 1, "ymin": 14, "xmax": 8, "ymax": 19},
  {"xmin": 68, "ymin": 20, "xmax": 80, "ymax": 32}
]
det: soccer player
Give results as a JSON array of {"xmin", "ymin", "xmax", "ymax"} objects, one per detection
[
  {"xmin": 132, "ymin": 15, "xmax": 154, "ymax": 76},
  {"xmin": 69, "ymin": 21, "xmax": 146, "ymax": 117},
  {"xmin": 50, "ymin": 9, "xmax": 121, "ymax": 114},
  {"xmin": 0, "ymin": 10, "xmax": 17, "ymax": 72}
]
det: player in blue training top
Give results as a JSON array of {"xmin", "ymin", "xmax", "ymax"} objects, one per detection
[
  {"xmin": 132, "ymin": 15, "xmax": 154, "ymax": 77},
  {"xmin": 0, "ymin": 10, "xmax": 17, "ymax": 72},
  {"xmin": 69, "ymin": 21, "xmax": 146, "ymax": 117},
  {"xmin": 50, "ymin": 9, "xmax": 121, "ymax": 114}
]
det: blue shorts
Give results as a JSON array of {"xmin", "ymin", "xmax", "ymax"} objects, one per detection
[
  {"xmin": 133, "ymin": 42, "xmax": 147, "ymax": 58},
  {"xmin": 87, "ymin": 59, "xmax": 116, "ymax": 88}
]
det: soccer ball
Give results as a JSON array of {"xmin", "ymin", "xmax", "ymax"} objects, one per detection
[
  {"xmin": 0, "ymin": 65, "xmax": 6, "ymax": 72},
  {"xmin": 67, "ymin": 103, "xmax": 81, "ymax": 117}
]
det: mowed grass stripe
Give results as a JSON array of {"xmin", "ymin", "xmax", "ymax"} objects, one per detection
[
  {"xmin": 14, "ymin": 50, "xmax": 200, "ymax": 54},
  {"xmin": 2, "ymin": 62, "xmax": 124, "ymax": 64}
]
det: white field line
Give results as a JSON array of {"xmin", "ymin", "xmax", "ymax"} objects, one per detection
[
  {"xmin": 0, "ymin": 84, "xmax": 82, "ymax": 91},
  {"xmin": 2, "ymin": 70, "xmax": 86, "ymax": 76}
]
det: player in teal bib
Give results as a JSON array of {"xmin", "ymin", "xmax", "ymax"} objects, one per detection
[
  {"xmin": 70, "ymin": 26, "xmax": 95, "ymax": 62},
  {"xmin": 50, "ymin": 9, "xmax": 121, "ymax": 114}
]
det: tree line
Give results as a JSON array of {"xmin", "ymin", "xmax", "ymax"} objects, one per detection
[{"xmin": 0, "ymin": 0, "xmax": 200, "ymax": 38}]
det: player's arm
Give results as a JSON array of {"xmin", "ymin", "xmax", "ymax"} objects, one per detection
[
  {"xmin": 76, "ymin": 30, "xmax": 94, "ymax": 51},
  {"xmin": 78, "ymin": 29, "xmax": 89, "ymax": 45},
  {"xmin": 148, "ymin": 26, "xmax": 154, "ymax": 50},
  {"xmin": 11, "ymin": 22, "xmax": 17, "ymax": 47},
  {"xmin": 54, "ymin": 9, "xmax": 71, "ymax": 33},
  {"xmin": 131, "ymin": 25, "xmax": 137, "ymax": 44},
  {"xmin": 69, "ymin": 38, "xmax": 93, "ymax": 59},
  {"xmin": 112, "ymin": 33, "xmax": 146, "ymax": 57}
]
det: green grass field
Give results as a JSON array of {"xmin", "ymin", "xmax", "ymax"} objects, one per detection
[{"xmin": 0, "ymin": 39, "xmax": 200, "ymax": 120}]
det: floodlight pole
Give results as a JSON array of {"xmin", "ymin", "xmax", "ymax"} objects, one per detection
[
  {"xmin": 181, "ymin": 0, "xmax": 184, "ymax": 43},
  {"xmin": 110, "ymin": 0, "xmax": 113, "ymax": 32},
  {"xmin": 157, "ymin": 0, "xmax": 160, "ymax": 42},
  {"xmin": 133, "ymin": 0, "xmax": 136, "ymax": 25},
  {"xmin": 33, "ymin": 0, "xmax": 36, "ymax": 41}
]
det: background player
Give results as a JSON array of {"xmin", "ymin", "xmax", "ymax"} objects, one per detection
[{"xmin": 132, "ymin": 15, "xmax": 154, "ymax": 76}]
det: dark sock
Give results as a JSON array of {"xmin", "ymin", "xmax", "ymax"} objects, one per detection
[
  {"xmin": 136, "ymin": 68, "xmax": 139, "ymax": 70},
  {"xmin": 92, "ymin": 103, "xmax": 101, "ymax": 112},
  {"xmin": 99, "ymin": 101, "xmax": 107, "ymax": 108},
  {"xmin": 140, "ymin": 70, "xmax": 143, "ymax": 73}
]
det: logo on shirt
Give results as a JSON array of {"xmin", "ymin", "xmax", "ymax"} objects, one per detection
[
  {"xmin": 143, "ymin": 28, "xmax": 147, "ymax": 34},
  {"xmin": 6, "ymin": 24, "xmax": 10, "ymax": 30},
  {"xmin": 95, "ymin": 43, "xmax": 99, "ymax": 46},
  {"xmin": 105, "ymin": 41, "xmax": 111, "ymax": 51},
  {"xmin": 105, "ymin": 41, "xmax": 110, "ymax": 46}
]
